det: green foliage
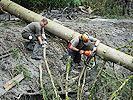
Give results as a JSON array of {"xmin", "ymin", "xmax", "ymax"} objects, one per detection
[
  {"xmin": 86, "ymin": 0, "xmax": 123, "ymax": 17},
  {"xmin": 13, "ymin": 64, "xmax": 32, "ymax": 80},
  {"xmin": 78, "ymin": 18, "xmax": 90, "ymax": 23},
  {"xmin": 99, "ymin": 68, "xmax": 132, "ymax": 100},
  {"xmin": 0, "ymin": 22, "xmax": 10, "ymax": 28},
  {"xmin": 10, "ymin": 48, "xmax": 19, "ymax": 57},
  {"xmin": 116, "ymin": 40, "xmax": 133, "ymax": 50},
  {"xmin": 104, "ymin": 15, "xmax": 125, "ymax": 19},
  {"xmin": 13, "ymin": 80, "xmax": 19, "ymax": 86},
  {"xmin": 12, "ymin": 0, "xmax": 132, "ymax": 17},
  {"xmin": 85, "ymin": 61, "xmax": 132, "ymax": 100},
  {"xmin": 42, "ymin": 72, "xmax": 49, "ymax": 77},
  {"xmin": 12, "ymin": 0, "xmax": 82, "ymax": 10},
  {"xmin": 0, "ymin": 22, "xmax": 8, "ymax": 26},
  {"xmin": 110, "ymin": 76, "xmax": 133, "ymax": 100}
]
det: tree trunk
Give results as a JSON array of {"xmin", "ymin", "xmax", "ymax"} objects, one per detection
[{"xmin": 0, "ymin": 0, "xmax": 133, "ymax": 71}]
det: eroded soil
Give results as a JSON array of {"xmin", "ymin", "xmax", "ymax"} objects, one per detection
[{"xmin": 0, "ymin": 10, "xmax": 133, "ymax": 100}]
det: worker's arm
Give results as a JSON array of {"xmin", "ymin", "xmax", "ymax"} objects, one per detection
[
  {"xmin": 95, "ymin": 40, "xmax": 100, "ymax": 47},
  {"xmin": 91, "ymin": 40, "xmax": 100, "ymax": 54},
  {"xmin": 69, "ymin": 36, "xmax": 80, "ymax": 51},
  {"xmin": 41, "ymin": 29, "xmax": 48, "ymax": 43},
  {"xmin": 42, "ymin": 33, "xmax": 48, "ymax": 41},
  {"xmin": 70, "ymin": 46, "xmax": 79, "ymax": 52},
  {"xmin": 41, "ymin": 27, "xmax": 48, "ymax": 40},
  {"xmin": 70, "ymin": 46, "xmax": 84, "ymax": 54},
  {"xmin": 89, "ymin": 36, "xmax": 100, "ymax": 47},
  {"xmin": 37, "ymin": 36, "xmax": 47, "ymax": 47},
  {"xmin": 42, "ymin": 33, "xmax": 46, "ymax": 39},
  {"xmin": 37, "ymin": 36, "xmax": 43, "ymax": 45}
]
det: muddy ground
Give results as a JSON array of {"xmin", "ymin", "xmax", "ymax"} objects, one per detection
[{"xmin": 0, "ymin": 10, "xmax": 133, "ymax": 100}]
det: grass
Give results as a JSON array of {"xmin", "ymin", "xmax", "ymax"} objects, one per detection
[
  {"xmin": 10, "ymin": 48, "xmax": 19, "ymax": 57},
  {"xmin": 13, "ymin": 64, "xmax": 32, "ymax": 80},
  {"xmin": 0, "ymin": 22, "xmax": 10, "ymax": 29},
  {"xmin": 104, "ymin": 15, "xmax": 126, "ymax": 19},
  {"xmin": 77, "ymin": 19, "xmax": 90, "ymax": 23}
]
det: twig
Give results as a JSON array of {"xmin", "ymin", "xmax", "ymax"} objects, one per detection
[
  {"xmin": 77, "ymin": 57, "xmax": 91, "ymax": 100},
  {"xmin": 39, "ymin": 64, "xmax": 47, "ymax": 100},
  {"xmin": 14, "ymin": 92, "xmax": 41, "ymax": 99},
  {"xmin": 7, "ymin": 69, "xmax": 13, "ymax": 78},
  {"xmin": 116, "ymin": 40, "xmax": 133, "ymax": 50},
  {"xmin": 130, "ymin": 79, "xmax": 133, "ymax": 100},
  {"xmin": 43, "ymin": 44, "xmax": 62, "ymax": 100},
  {"xmin": 77, "ymin": 65, "xmax": 86, "ymax": 100},
  {"xmin": 65, "ymin": 56, "xmax": 71, "ymax": 100},
  {"xmin": 80, "ymin": 68, "xmax": 87, "ymax": 100},
  {"xmin": 99, "ymin": 69, "xmax": 131, "ymax": 93},
  {"xmin": 112, "ymin": 62, "xmax": 120, "ymax": 82},
  {"xmin": 62, "ymin": 7, "xmax": 68, "ymax": 13},
  {"xmin": 89, "ymin": 61, "xmax": 106, "ymax": 100},
  {"xmin": 123, "ymin": 52, "xmax": 133, "ymax": 55},
  {"xmin": 110, "ymin": 75, "xmax": 133, "ymax": 100}
]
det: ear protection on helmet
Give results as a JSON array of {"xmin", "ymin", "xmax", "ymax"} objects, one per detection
[{"xmin": 85, "ymin": 32, "xmax": 89, "ymax": 35}]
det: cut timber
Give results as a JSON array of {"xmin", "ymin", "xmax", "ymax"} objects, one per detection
[
  {"xmin": 0, "ymin": 0, "xmax": 133, "ymax": 71},
  {"xmin": 3, "ymin": 73, "xmax": 24, "ymax": 91}
]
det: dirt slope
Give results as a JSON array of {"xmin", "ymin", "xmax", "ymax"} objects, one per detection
[{"xmin": 0, "ymin": 12, "xmax": 133, "ymax": 99}]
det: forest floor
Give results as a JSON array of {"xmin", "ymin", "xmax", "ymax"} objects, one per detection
[{"xmin": 0, "ymin": 9, "xmax": 133, "ymax": 100}]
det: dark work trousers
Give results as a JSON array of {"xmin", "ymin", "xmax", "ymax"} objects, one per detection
[
  {"xmin": 21, "ymin": 31, "xmax": 38, "ymax": 50},
  {"xmin": 68, "ymin": 49, "xmax": 81, "ymax": 63},
  {"xmin": 68, "ymin": 42, "xmax": 95, "ymax": 63},
  {"xmin": 21, "ymin": 31, "xmax": 37, "ymax": 42},
  {"xmin": 22, "ymin": 31, "xmax": 43, "ymax": 60}
]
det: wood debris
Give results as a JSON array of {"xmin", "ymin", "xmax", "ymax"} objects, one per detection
[
  {"xmin": 3, "ymin": 73, "xmax": 24, "ymax": 91},
  {"xmin": 0, "ymin": 50, "xmax": 12, "ymax": 60}
]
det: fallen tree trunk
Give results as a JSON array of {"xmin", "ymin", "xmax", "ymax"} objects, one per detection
[{"xmin": 0, "ymin": 0, "xmax": 133, "ymax": 71}]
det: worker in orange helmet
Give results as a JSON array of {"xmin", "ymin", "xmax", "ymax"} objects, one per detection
[{"xmin": 68, "ymin": 32, "xmax": 100, "ymax": 64}]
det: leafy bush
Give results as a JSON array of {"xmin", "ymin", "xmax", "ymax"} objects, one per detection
[
  {"xmin": 12, "ymin": 0, "xmax": 132, "ymax": 17},
  {"xmin": 12, "ymin": 0, "xmax": 82, "ymax": 10}
]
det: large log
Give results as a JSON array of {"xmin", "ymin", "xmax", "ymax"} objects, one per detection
[{"xmin": 0, "ymin": 0, "xmax": 133, "ymax": 71}]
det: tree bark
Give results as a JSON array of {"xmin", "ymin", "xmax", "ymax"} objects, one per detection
[{"xmin": 0, "ymin": 0, "xmax": 133, "ymax": 71}]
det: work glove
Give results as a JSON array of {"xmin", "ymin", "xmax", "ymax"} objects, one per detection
[
  {"xmin": 44, "ymin": 39, "xmax": 48, "ymax": 43},
  {"xmin": 40, "ymin": 41, "xmax": 47, "ymax": 47},
  {"xmin": 40, "ymin": 43, "xmax": 45, "ymax": 47},
  {"xmin": 92, "ymin": 45, "xmax": 97, "ymax": 52},
  {"xmin": 79, "ymin": 50, "xmax": 84, "ymax": 54}
]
